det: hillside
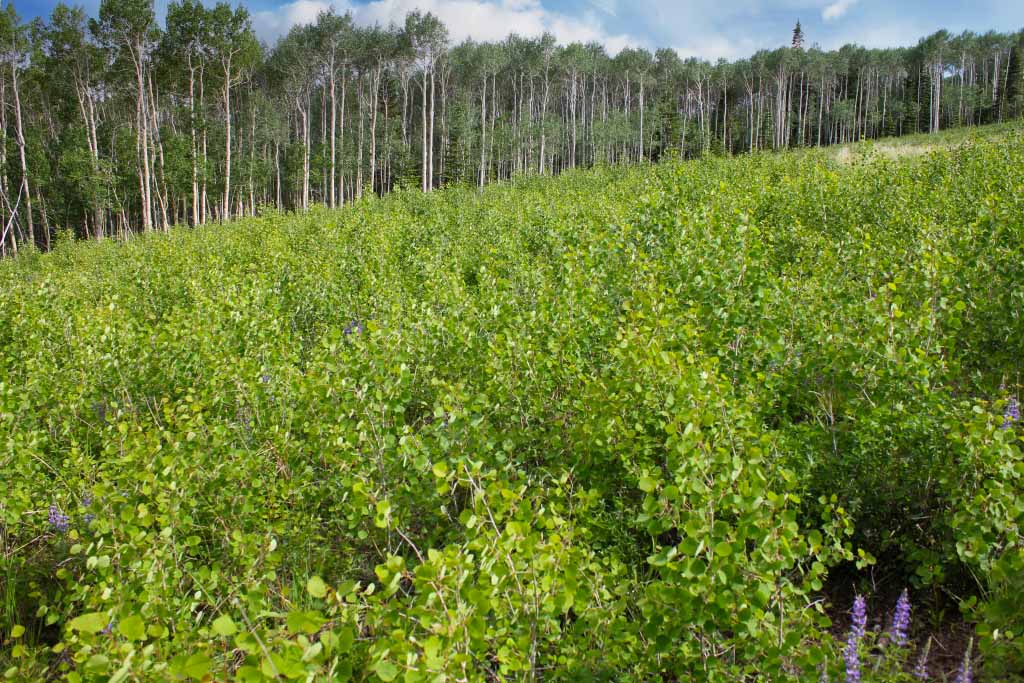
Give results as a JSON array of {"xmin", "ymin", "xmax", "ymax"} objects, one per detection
[{"xmin": 2, "ymin": 124, "xmax": 1023, "ymax": 681}]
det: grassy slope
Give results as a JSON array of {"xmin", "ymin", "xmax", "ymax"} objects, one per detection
[
  {"xmin": 830, "ymin": 119, "xmax": 1023, "ymax": 162},
  {"xmin": 2, "ymin": 121, "xmax": 1023, "ymax": 681}
]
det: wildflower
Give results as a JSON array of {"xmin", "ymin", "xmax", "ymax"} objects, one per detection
[
  {"xmin": 851, "ymin": 595, "xmax": 867, "ymax": 639},
  {"xmin": 889, "ymin": 589, "xmax": 911, "ymax": 647},
  {"xmin": 260, "ymin": 373, "xmax": 271, "ymax": 384},
  {"xmin": 48, "ymin": 505, "xmax": 70, "ymax": 533},
  {"xmin": 343, "ymin": 319, "xmax": 364, "ymax": 336},
  {"xmin": 843, "ymin": 631, "xmax": 861, "ymax": 683},
  {"xmin": 844, "ymin": 595, "xmax": 868, "ymax": 683},
  {"xmin": 235, "ymin": 402, "xmax": 253, "ymax": 433},
  {"xmin": 955, "ymin": 640, "xmax": 973, "ymax": 683},
  {"xmin": 1002, "ymin": 396, "xmax": 1019, "ymax": 429},
  {"xmin": 102, "ymin": 618, "xmax": 115, "ymax": 636},
  {"xmin": 914, "ymin": 637, "xmax": 931, "ymax": 680},
  {"xmin": 81, "ymin": 494, "xmax": 95, "ymax": 525}
]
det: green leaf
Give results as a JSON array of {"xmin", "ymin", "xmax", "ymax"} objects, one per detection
[
  {"xmin": 372, "ymin": 660, "xmax": 399, "ymax": 682},
  {"xmin": 262, "ymin": 652, "xmax": 305, "ymax": 680},
  {"xmin": 10, "ymin": 625, "xmax": 24, "ymax": 639},
  {"xmin": 182, "ymin": 653, "xmax": 212, "ymax": 679},
  {"xmin": 306, "ymin": 575, "xmax": 327, "ymax": 599},
  {"xmin": 68, "ymin": 612, "xmax": 109, "ymax": 635},
  {"xmin": 301, "ymin": 641, "xmax": 323, "ymax": 663},
  {"xmin": 84, "ymin": 655, "xmax": 109, "ymax": 672},
  {"xmin": 336, "ymin": 625, "xmax": 355, "ymax": 653},
  {"xmin": 754, "ymin": 583, "xmax": 773, "ymax": 608},
  {"xmin": 638, "ymin": 476, "xmax": 657, "ymax": 492},
  {"xmin": 212, "ymin": 614, "xmax": 237, "ymax": 637},
  {"xmin": 236, "ymin": 666, "xmax": 263, "ymax": 683},
  {"xmin": 286, "ymin": 610, "xmax": 323, "ymax": 635},
  {"xmin": 714, "ymin": 541, "xmax": 733, "ymax": 557},
  {"xmin": 118, "ymin": 614, "xmax": 146, "ymax": 641}
]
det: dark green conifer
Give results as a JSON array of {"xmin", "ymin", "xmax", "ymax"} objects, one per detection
[{"xmin": 792, "ymin": 20, "xmax": 805, "ymax": 50}]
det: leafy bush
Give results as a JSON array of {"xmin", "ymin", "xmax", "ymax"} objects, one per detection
[{"xmin": 1, "ymin": 125, "xmax": 1022, "ymax": 681}]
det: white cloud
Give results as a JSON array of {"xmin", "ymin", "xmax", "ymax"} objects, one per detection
[
  {"xmin": 821, "ymin": 0, "xmax": 857, "ymax": 22},
  {"xmin": 586, "ymin": 0, "xmax": 618, "ymax": 17},
  {"xmin": 253, "ymin": 0, "xmax": 332, "ymax": 42},
  {"xmin": 253, "ymin": 0, "xmax": 641, "ymax": 54},
  {"xmin": 631, "ymin": 0, "xmax": 818, "ymax": 61},
  {"xmin": 674, "ymin": 35, "xmax": 760, "ymax": 62},
  {"xmin": 820, "ymin": 20, "xmax": 925, "ymax": 50}
]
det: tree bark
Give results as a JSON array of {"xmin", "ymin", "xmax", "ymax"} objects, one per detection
[
  {"xmin": 12, "ymin": 61, "xmax": 34, "ymax": 245},
  {"xmin": 421, "ymin": 68, "xmax": 428, "ymax": 191},
  {"xmin": 223, "ymin": 55, "xmax": 233, "ymax": 221}
]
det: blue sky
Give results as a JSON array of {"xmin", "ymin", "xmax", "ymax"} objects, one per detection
[{"xmin": 17, "ymin": 0, "xmax": 1024, "ymax": 59}]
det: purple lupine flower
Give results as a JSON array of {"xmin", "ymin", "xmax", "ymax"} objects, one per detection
[
  {"xmin": 955, "ymin": 643, "xmax": 972, "ymax": 683},
  {"xmin": 843, "ymin": 631, "xmax": 861, "ymax": 683},
  {"xmin": 914, "ymin": 638, "xmax": 931, "ymax": 681},
  {"xmin": 81, "ymin": 494, "xmax": 95, "ymax": 525},
  {"xmin": 343, "ymin": 319, "xmax": 364, "ymax": 336},
  {"xmin": 851, "ymin": 595, "xmax": 867, "ymax": 639},
  {"xmin": 48, "ymin": 505, "xmax": 70, "ymax": 533},
  {"xmin": 1002, "ymin": 397, "xmax": 1019, "ymax": 429},
  {"xmin": 844, "ymin": 595, "xmax": 868, "ymax": 683},
  {"xmin": 889, "ymin": 589, "xmax": 911, "ymax": 646},
  {"xmin": 260, "ymin": 373, "xmax": 271, "ymax": 384},
  {"xmin": 101, "ymin": 618, "xmax": 115, "ymax": 636}
]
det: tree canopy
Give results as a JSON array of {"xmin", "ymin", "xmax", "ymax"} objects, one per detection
[{"xmin": 0, "ymin": 2, "xmax": 1022, "ymax": 252}]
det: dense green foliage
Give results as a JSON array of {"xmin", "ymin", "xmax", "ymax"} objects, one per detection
[{"xmin": 1, "ymin": 125, "xmax": 1023, "ymax": 681}]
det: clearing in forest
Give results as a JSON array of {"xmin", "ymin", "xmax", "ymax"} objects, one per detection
[{"xmin": 2, "ymin": 123, "xmax": 1023, "ymax": 682}]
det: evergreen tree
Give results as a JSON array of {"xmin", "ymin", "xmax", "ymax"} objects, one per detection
[
  {"xmin": 1006, "ymin": 37, "xmax": 1023, "ymax": 118},
  {"xmin": 792, "ymin": 20, "xmax": 805, "ymax": 50}
]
